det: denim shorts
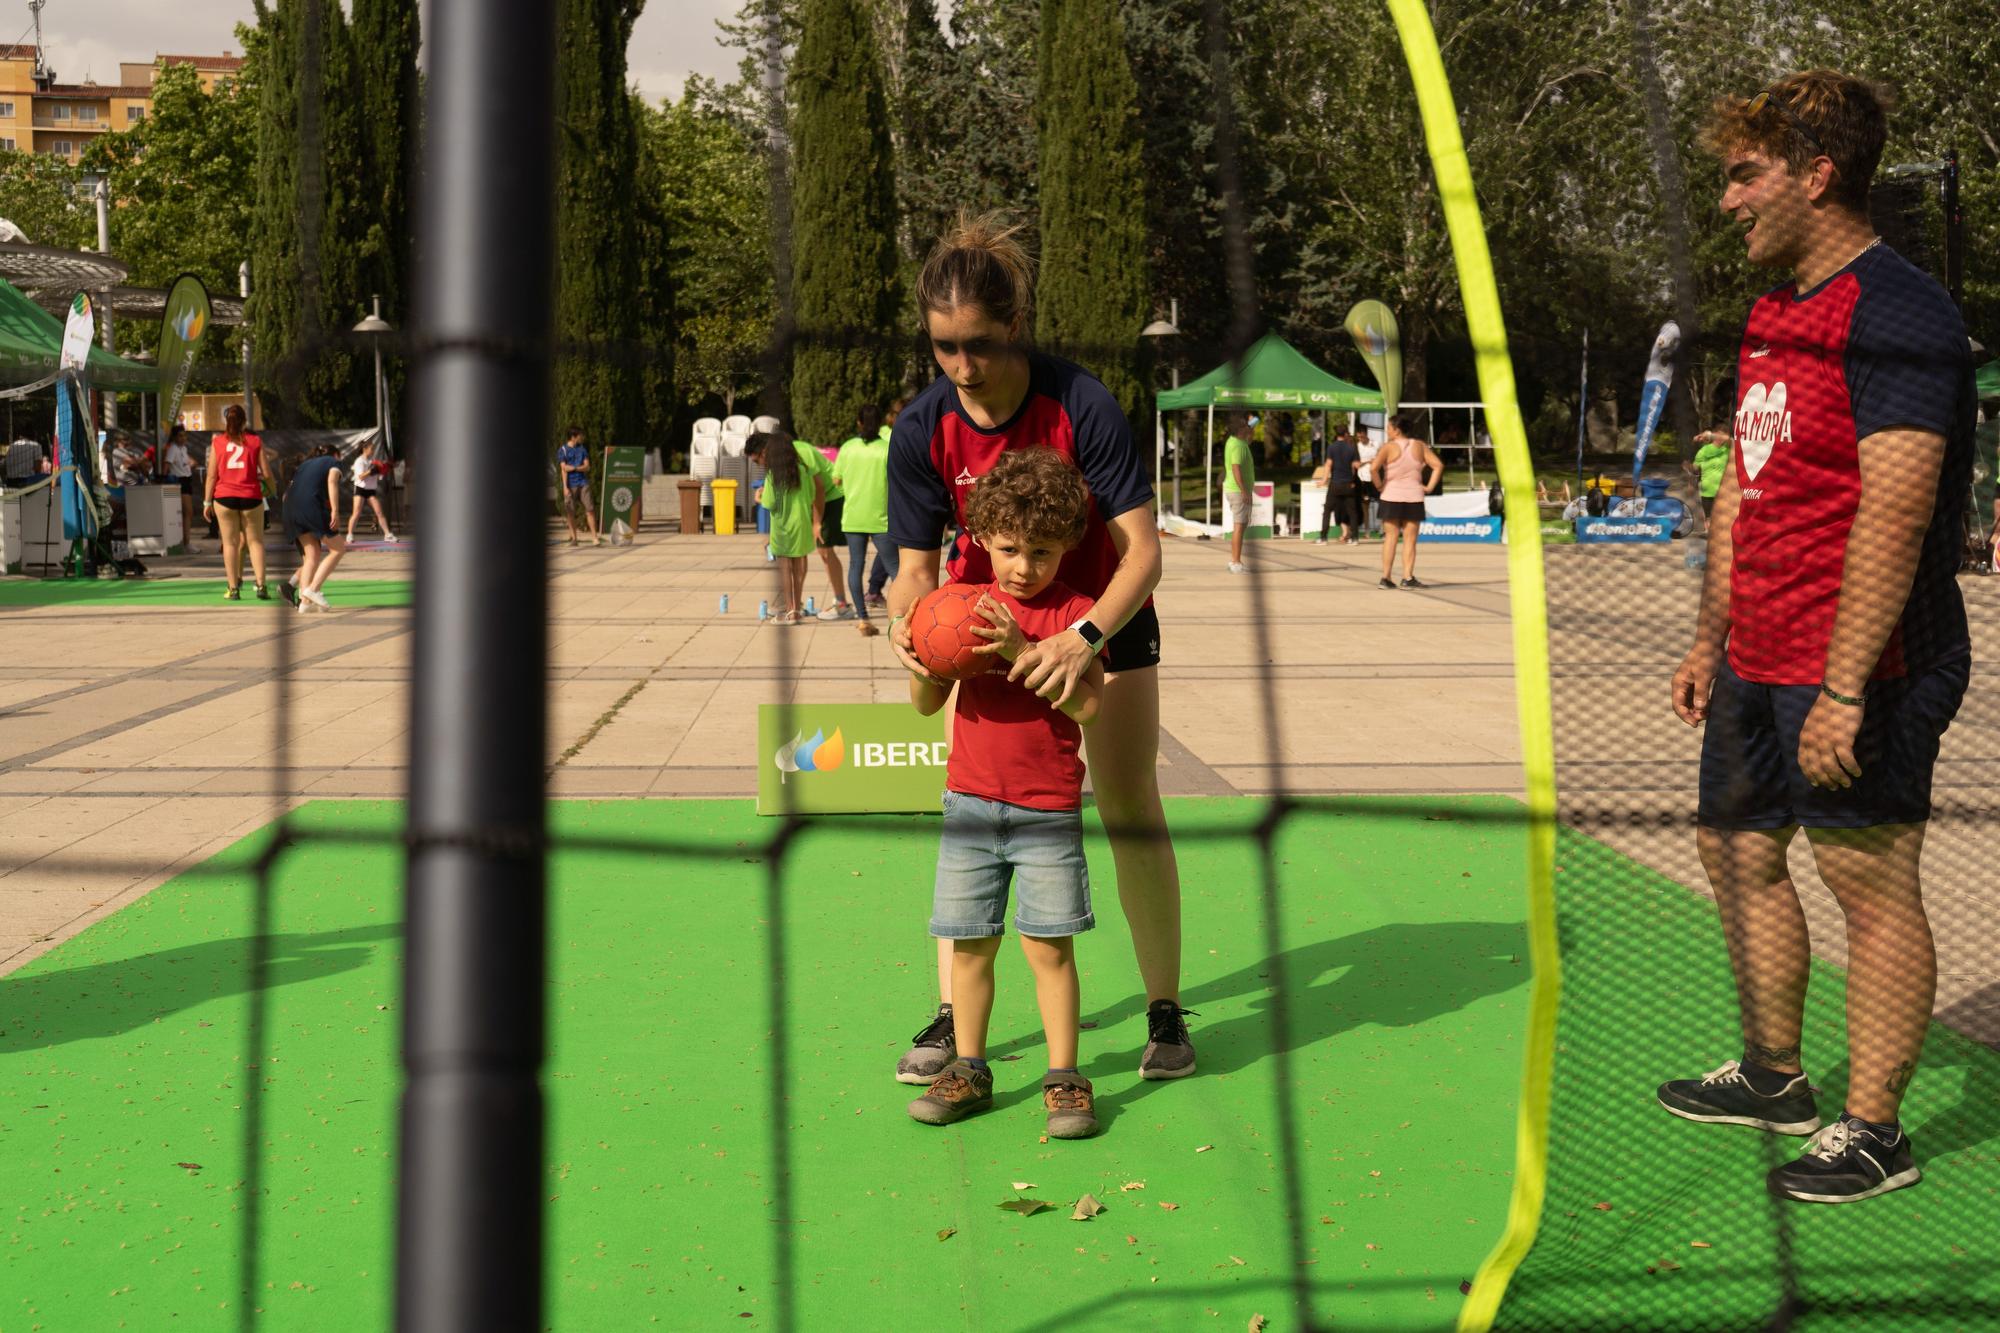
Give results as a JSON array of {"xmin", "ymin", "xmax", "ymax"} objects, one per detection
[{"xmin": 931, "ymin": 789, "xmax": 1094, "ymax": 939}]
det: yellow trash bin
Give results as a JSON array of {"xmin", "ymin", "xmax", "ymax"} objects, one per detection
[{"xmin": 710, "ymin": 479, "xmax": 739, "ymax": 534}]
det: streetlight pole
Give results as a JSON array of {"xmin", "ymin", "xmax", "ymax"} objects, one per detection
[
  {"xmin": 1140, "ymin": 297, "xmax": 1180, "ymax": 523},
  {"xmin": 239, "ymin": 261, "xmax": 254, "ymax": 429}
]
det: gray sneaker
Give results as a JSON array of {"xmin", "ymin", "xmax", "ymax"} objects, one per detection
[
  {"xmin": 895, "ymin": 1005, "xmax": 957, "ymax": 1085},
  {"xmin": 1139, "ymin": 1001, "xmax": 1197, "ymax": 1080},
  {"xmin": 1043, "ymin": 1074, "xmax": 1100, "ymax": 1139},
  {"xmin": 907, "ymin": 1060, "xmax": 994, "ymax": 1125}
]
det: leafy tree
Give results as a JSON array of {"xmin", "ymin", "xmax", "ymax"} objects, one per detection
[
  {"xmin": 1034, "ymin": 0, "xmax": 1149, "ymax": 421},
  {"xmin": 630, "ymin": 93, "xmax": 677, "ymax": 456},
  {"xmin": 553, "ymin": 0, "xmax": 646, "ymax": 456},
  {"xmin": 652, "ymin": 80, "xmax": 775, "ymax": 418},
  {"xmin": 787, "ymin": 0, "xmax": 900, "ymax": 444},
  {"xmin": 349, "ymin": 0, "xmax": 422, "ymax": 428},
  {"xmin": 0, "ymin": 151, "xmax": 94, "ymax": 251}
]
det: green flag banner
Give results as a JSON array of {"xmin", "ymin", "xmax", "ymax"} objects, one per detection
[
  {"xmin": 1344, "ymin": 299, "xmax": 1402, "ymax": 416},
  {"xmin": 601, "ymin": 445, "xmax": 646, "ymax": 542},
  {"xmin": 154, "ymin": 274, "xmax": 212, "ymax": 446},
  {"xmin": 757, "ymin": 703, "xmax": 948, "ymax": 815}
]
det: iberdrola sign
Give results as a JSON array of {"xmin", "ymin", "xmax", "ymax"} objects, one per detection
[{"xmin": 756, "ymin": 703, "xmax": 949, "ymax": 814}]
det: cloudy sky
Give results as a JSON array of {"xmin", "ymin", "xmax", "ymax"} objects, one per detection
[{"xmin": 27, "ymin": 0, "xmax": 743, "ymax": 103}]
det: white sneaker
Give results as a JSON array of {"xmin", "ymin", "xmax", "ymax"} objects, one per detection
[
  {"xmin": 385, "ymin": 531, "xmax": 399, "ymax": 543},
  {"xmin": 303, "ymin": 587, "xmax": 330, "ymax": 609},
  {"xmin": 186, "ymin": 541, "xmax": 205, "ymax": 555},
  {"xmin": 1227, "ymin": 562, "xmax": 1248, "ymax": 574},
  {"xmin": 816, "ymin": 602, "xmax": 854, "ymax": 621}
]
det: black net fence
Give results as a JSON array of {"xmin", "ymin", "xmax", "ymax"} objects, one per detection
[{"xmin": 2, "ymin": 3, "xmax": 1997, "ymax": 1333}]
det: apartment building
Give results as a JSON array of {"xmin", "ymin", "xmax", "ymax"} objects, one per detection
[{"xmin": 0, "ymin": 45, "xmax": 244, "ymax": 162}]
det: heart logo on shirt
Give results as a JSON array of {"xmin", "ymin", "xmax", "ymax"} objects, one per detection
[{"xmin": 1734, "ymin": 380, "xmax": 1788, "ymax": 481}]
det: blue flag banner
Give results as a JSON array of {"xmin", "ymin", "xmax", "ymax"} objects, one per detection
[
  {"xmin": 55, "ymin": 376, "xmax": 97, "ymax": 542},
  {"xmin": 1632, "ymin": 321, "xmax": 1679, "ymax": 482}
]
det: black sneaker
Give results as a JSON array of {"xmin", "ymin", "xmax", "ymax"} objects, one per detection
[
  {"xmin": 1139, "ymin": 1000, "xmax": 1197, "ymax": 1080},
  {"xmin": 906, "ymin": 1060, "xmax": 994, "ymax": 1125},
  {"xmin": 1657, "ymin": 1059, "xmax": 1822, "ymax": 1135},
  {"xmin": 279, "ymin": 580, "xmax": 300, "ymax": 608},
  {"xmin": 1399, "ymin": 576, "xmax": 1425, "ymax": 588},
  {"xmin": 1768, "ymin": 1116, "xmax": 1921, "ymax": 1204},
  {"xmin": 1378, "ymin": 577, "xmax": 1395, "ymax": 589},
  {"xmin": 895, "ymin": 1004, "xmax": 957, "ymax": 1085}
]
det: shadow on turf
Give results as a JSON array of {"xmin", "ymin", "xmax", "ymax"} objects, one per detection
[
  {"xmin": 0, "ymin": 924, "xmax": 397, "ymax": 1054},
  {"xmin": 986, "ymin": 920, "xmax": 1528, "ymax": 1097}
]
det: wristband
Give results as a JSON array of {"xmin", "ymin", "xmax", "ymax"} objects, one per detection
[{"xmin": 1820, "ymin": 682, "xmax": 1866, "ymax": 707}]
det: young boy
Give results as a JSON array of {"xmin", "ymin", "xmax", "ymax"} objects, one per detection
[{"xmin": 903, "ymin": 448, "xmax": 1105, "ymax": 1139}]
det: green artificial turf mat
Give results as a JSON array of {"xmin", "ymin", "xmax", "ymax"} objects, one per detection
[
  {"xmin": 0, "ymin": 578, "xmax": 410, "ymax": 609},
  {"xmin": 0, "ymin": 796, "xmax": 1531, "ymax": 1331},
  {"xmin": 1491, "ymin": 829, "xmax": 2000, "ymax": 1332}
]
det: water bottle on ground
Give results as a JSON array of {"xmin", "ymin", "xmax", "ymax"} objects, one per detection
[
  {"xmin": 759, "ymin": 600, "xmax": 769, "ymax": 621},
  {"xmin": 719, "ymin": 594, "xmax": 729, "ymax": 613}
]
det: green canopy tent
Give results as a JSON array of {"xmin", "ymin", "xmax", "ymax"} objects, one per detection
[
  {"xmin": 1154, "ymin": 332, "xmax": 1384, "ymax": 528},
  {"xmin": 0, "ymin": 277, "xmax": 159, "ymax": 395},
  {"xmin": 1977, "ymin": 358, "xmax": 1998, "ymax": 402}
]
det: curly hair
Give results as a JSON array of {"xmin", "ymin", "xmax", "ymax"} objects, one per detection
[
  {"xmin": 1698, "ymin": 69, "xmax": 1893, "ymax": 210},
  {"xmin": 963, "ymin": 447, "xmax": 1090, "ymax": 549}
]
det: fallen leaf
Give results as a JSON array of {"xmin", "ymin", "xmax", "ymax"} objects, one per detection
[
  {"xmin": 1369, "ymin": 1170, "xmax": 1382, "ymax": 1178},
  {"xmin": 1689, "ymin": 1242, "xmax": 1711, "ymax": 1249},
  {"xmin": 1011, "ymin": 1181, "xmax": 1037, "ymax": 1191},
  {"xmin": 1227, "ymin": 1255, "xmax": 1246, "ymax": 1266},
  {"xmin": 997, "ymin": 1199, "xmax": 1054, "ymax": 1217},
  {"xmin": 1366, "ymin": 1243, "xmax": 1380, "ymax": 1251},
  {"xmin": 1125, "ymin": 1235, "xmax": 1139, "ymax": 1245},
  {"xmin": 1070, "ymin": 1194, "xmax": 1105, "ymax": 1221},
  {"xmin": 1120, "ymin": 1181, "xmax": 1146, "ymax": 1192},
  {"xmin": 1592, "ymin": 1202, "xmax": 1613, "ymax": 1211},
  {"xmin": 1249, "ymin": 1317, "xmax": 1268, "ymax": 1333},
  {"xmin": 1647, "ymin": 1260, "xmax": 1682, "ymax": 1274},
  {"xmin": 1158, "ymin": 1202, "xmax": 1180, "ymax": 1211},
  {"xmin": 1459, "ymin": 1280, "xmax": 1473, "ymax": 1295},
  {"xmin": 937, "ymin": 1227, "xmax": 956, "ymax": 1241},
  {"xmin": 995, "ymin": 1054, "xmax": 1023, "ymax": 1062},
  {"xmin": 1195, "ymin": 1144, "xmax": 1215, "ymax": 1153},
  {"xmin": 1079, "ymin": 1021, "xmax": 1099, "ymax": 1030},
  {"xmin": 174, "ymin": 1162, "xmax": 203, "ymax": 1171}
]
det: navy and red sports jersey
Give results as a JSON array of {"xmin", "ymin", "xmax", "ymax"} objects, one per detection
[
  {"xmin": 887, "ymin": 352, "xmax": 1154, "ymax": 599},
  {"xmin": 946, "ymin": 581, "xmax": 1098, "ymax": 811},
  {"xmin": 1728, "ymin": 243, "xmax": 1974, "ymax": 685}
]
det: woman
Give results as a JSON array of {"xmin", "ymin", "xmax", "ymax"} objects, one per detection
[
  {"xmin": 346, "ymin": 438, "xmax": 397, "ymax": 543},
  {"xmin": 1372, "ymin": 410, "xmax": 1444, "ymax": 588},
  {"xmin": 202, "ymin": 404, "xmax": 275, "ymax": 600},
  {"xmin": 832, "ymin": 403, "xmax": 896, "ymax": 637},
  {"xmin": 280, "ymin": 443, "xmax": 349, "ymax": 611},
  {"xmin": 162, "ymin": 424, "xmax": 201, "ymax": 555},
  {"xmin": 865, "ymin": 398, "xmax": 907, "ymax": 607},
  {"xmin": 886, "ymin": 211, "xmax": 1192, "ymax": 1084},
  {"xmin": 745, "ymin": 429, "xmax": 827, "ymax": 624}
]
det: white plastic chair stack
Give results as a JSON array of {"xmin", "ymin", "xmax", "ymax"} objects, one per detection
[
  {"xmin": 752, "ymin": 415, "xmax": 781, "ymax": 435},
  {"xmin": 722, "ymin": 414, "xmax": 754, "ymax": 439},
  {"xmin": 689, "ymin": 432, "xmax": 721, "ymax": 510}
]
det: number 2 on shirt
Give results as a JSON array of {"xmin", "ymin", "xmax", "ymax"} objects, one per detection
[{"xmin": 227, "ymin": 442, "xmax": 246, "ymax": 471}]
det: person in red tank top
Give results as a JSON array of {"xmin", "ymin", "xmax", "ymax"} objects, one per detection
[
  {"xmin": 884, "ymin": 213, "xmax": 1195, "ymax": 1090},
  {"xmin": 1663, "ymin": 70, "xmax": 1974, "ymax": 1207},
  {"xmin": 903, "ymin": 449, "xmax": 1105, "ymax": 1139},
  {"xmin": 202, "ymin": 404, "xmax": 275, "ymax": 600}
]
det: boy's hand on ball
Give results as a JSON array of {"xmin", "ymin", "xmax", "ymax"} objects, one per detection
[
  {"xmin": 890, "ymin": 615, "xmax": 950, "ymax": 687},
  {"xmin": 970, "ymin": 595, "xmax": 1025, "ymax": 662}
]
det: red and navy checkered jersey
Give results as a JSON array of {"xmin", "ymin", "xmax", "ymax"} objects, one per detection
[
  {"xmin": 887, "ymin": 351, "xmax": 1154, "ymax": 598},
  {"xmin": 1728, "ymin": 242, "xmax": 1974, "ymax": 684}
]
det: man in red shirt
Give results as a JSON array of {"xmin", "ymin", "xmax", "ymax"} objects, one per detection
[
  {"xmin": 1663, "ymin": 71, "xmax": 1974, "ymax": 1205},
  {"xmin": 903, "ymin": 448, "xmax": 1105, "ymax": 1140}
]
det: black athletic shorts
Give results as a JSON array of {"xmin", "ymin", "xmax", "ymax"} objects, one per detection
[
  {"xmin": 1103, "ymin": 603, "xmax": 1162, "ymax": 673},
  {"xmin": 817, "ymin": 497, "xmax": 846, "ymax": 548},
  {"xmin": 283, "ymin": 503, "xmax": 337, "ymax": 543},
  {"xmin": 1697, "ymin": 654, "xmax": 1968, "ymax": 830}
]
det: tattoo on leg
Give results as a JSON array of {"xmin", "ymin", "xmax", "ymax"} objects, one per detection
[
  {"xmin": 1745, "ymin": 1041, "xmax": 1800, "ymax": 1068},
  {"xmin": 1885, "ymin": 1060, "xmax": 1916, "ymax": 1096}
]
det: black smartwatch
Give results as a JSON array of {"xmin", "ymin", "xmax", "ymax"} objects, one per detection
[{"xmin": 1069, "ymin": 617, "xmax": 1106, "ymax": 655}]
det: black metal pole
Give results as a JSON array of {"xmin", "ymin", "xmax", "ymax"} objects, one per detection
[{"xmin": 397, "ymin": 1, "xmax": 556, "ymax": 1329}]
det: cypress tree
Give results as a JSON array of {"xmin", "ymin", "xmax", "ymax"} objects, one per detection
[
  {"xmin": 246, "ymin": 0, "xmax": 367, "ymax": 427},
  {"xmin": 788, "ymin": 0, "xmax": 900, "ymax": 446},
  {"xmin": 1034, "ymin": 0, "xmax": 1150, "ymax": 424},
  {"xmin": 553, "ymin": 0, "xmax": 646, "ymax": 457},
  {"xmin": 350, "ymin": 0, "xmax": 421, "ymax": 426}
]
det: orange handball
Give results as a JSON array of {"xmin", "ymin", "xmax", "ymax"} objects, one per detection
[{"xmin": 907, "ymin": 582, "xmax": 996, "ymax": 681}]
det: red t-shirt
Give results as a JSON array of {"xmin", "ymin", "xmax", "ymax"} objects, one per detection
[
  {"xmin": 887, "ymin": 352, "xmax": 1155, "ymax": 600},
  {"xmin": 945, "ymin": 581, "xmax": 1097, "ymax": 812},
  {"xmin": 211, "ymin": 432, "xmax": 264, "ymax": 500},
  {"xmin": 1727, "ymin": 245, "xmax": 1973, "ymax": 684}
]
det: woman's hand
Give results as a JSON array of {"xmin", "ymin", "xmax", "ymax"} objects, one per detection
[
  {"xmin": 969, "ymin": 594, "xmax": 1027, "ymax": 662},
  {"xmin": 1007, "ymin": 623, "xmax": 1097, "ymax": 708},
  {"xmin": 889, "ymin": 614, "xmax": 951, "ymax": 687}
]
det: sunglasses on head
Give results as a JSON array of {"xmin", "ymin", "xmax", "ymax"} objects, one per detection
[{"xmin": 1747, "ymin": 88, "xmax": 1827, "ymax": 158}]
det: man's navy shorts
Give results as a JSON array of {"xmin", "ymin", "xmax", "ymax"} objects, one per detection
[{"xmin": 1697, "ymin": 654, "xmax": 1968, "ymax": 831}]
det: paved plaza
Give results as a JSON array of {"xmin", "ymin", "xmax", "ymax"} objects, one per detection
[{"xmin": 3, "ymin": 481, "xmax": 1995, "ymax": 1047}]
